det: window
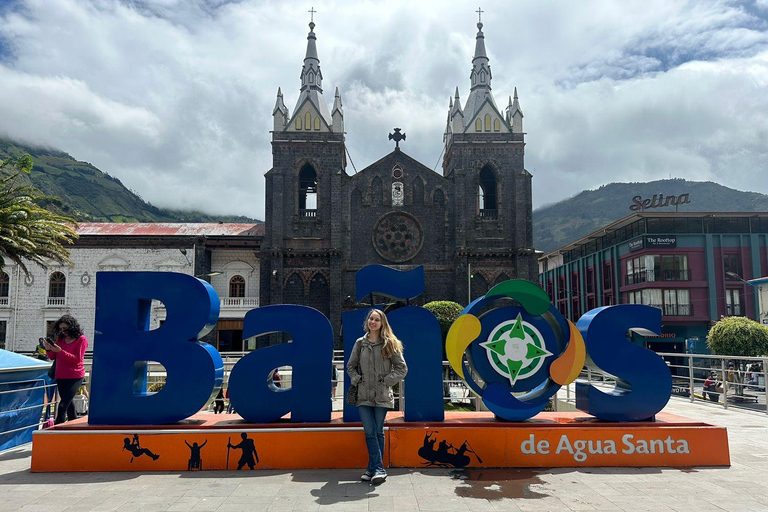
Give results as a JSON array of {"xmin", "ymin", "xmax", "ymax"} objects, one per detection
[
  {"xmin": 602, "ymin": 262, "xmax": 612, "ymax": 290},
  {"xmin": 478, "ymin": 166, "xmax": 497, "ymax": 215},
  {"xmin": 314, "ymin": 117, "xmax": 320, "ymax": 130},
  {"xmin": 49, "ymin": 272, "xmax": 66, "ymax": 298},
  {"xmin": 726, "ymin": 289, "xmax": 741, "ymax": 316},
  {"xmin": 475, "ymin": 119, "xmax": 482, "ymax": 132},
  {"xmin": 626, "ymin": 255, "xmax": 688, "ymax": 284},
  {"xmin": 0, "ymin": 320, "xmax": 5, "ymax": 350},
  {"xmin": 723, "ymin": 254, "xmax": 742, "ymax": 280},
  {"xmin": 484, "ymin": 114, "xmax": 491, "ymax": 131},
  {"xmin": 298, "ymin": 164, "xmax": 318, "ymax": 213},
  {"xmin": 0, "ymin": 271, "xmax": 8, "ymax": 298},
  {"xmin": 295, "ymin": 117, "xmax": 302, "ymax": 130},
  {"xmin": 229, "ymin": 275, "xmax": 245, "ymax": 298},
  {"xmin": 304, "ymin": 113, "xmax": 311, "ymax": 131},
  {"xmin": 494, "ymin": 119, "xmax": 500, "ymax": 132},
  {"xmin": 625, "ymin": 288, "xmax": 692, "ymax": 316},
  {"xmin": 586, "ymin": 267, "xmax": 595, "ymax": 294}
]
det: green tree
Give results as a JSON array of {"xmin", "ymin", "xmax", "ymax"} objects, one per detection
[
  {"xmin": 707, "ymin": 316, "xmax": 768, "ymax": 357},
  {"xmin": 0, "ymin": 154, "xmax": 78, "ymax": 274},
  {"xmin": 707, "ymin": 316, "xmax": 768, "ymax": 395}
]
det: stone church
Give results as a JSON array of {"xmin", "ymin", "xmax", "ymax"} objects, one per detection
[{"xmin": 260, "ymin": 18, "xmax": 537, "ymax": 338}]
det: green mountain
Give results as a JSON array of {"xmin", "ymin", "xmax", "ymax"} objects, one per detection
[
  {"xmin": 533, "ymin": 179, "xmax": 768, "ymax": 254},
  {"xmin": 0, "ymin": 138, "xmax": 260, "ymax": 224}
]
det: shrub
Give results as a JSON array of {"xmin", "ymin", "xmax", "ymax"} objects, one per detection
[
  {"xmin": 707, "ymin": 316, "xmax": 768, "ymax": 357},
  {"xmin": 423, "ymin": 300, "xmax": 464, "ymax": 342}
]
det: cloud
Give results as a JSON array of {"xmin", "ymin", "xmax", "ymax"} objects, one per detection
[{"xmin": 0, "ymin": 0, "xmax": 766, "ymax": 219}]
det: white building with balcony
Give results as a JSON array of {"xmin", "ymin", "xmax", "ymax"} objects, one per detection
[{"xmin": 0, "ymin": 223, "xmax": 263, "ymax": 354}]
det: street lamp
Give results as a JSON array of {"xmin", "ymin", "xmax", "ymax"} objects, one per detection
[{"xmin": 726, "ymin": 271, "xmax": 754, "ymax": 286}]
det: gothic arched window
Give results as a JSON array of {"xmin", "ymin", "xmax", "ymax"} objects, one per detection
[
  {"xmin": 371, "ymin": 176, "xmax": 383, "ymax": 206},
  {"xmin": 229, "ymin": 275, "xmax": 245, "ymax": 298},
  {"xmin": 49, "ymin": 271, "xmax": 66, "ymax": 298},
  {"xmin": 285, "ymin": 273, "xmax": 305, "ymax": 303},
  {"xmin": 413, "ymin": 178, "xmax": 424, "ymax": 205},
  {"xmin": 295, "ymin": 116, "xmax": 302, "ymax": 130},
  {"xmin": 314, "ymin": 117, "xmax": 320, "ymax": 130},
  {"xmin": 484, "ymin": 114, "xmax": 491, "ymax": 131},
  {"xmin": 304, "ymin": 112, "xmax": 311, "ymax": 131},
  {"xmin": 0, "ymin": 271, "xmax": 8, "ymax": 298},
  {"xmin": 298, "ymin": 165, "xmax": 318, "ymax": 215},
  {"xmin": 308, "ymin": 273, "xmax": 330, "ymax": 318},
  {"xmin": 475, "ymin": 119, "xmax": 482, "ymax": 132},
  {"xmin": 494, "ymin": 119, "xmax": 500, "ymax": 132},
  {"xmin": 470, "ymin": 272, "xmax": 489, "ymax": 301},
  {"xmin": 433, "ymin": 188, "xmax": 445, "ymax": 207},
  {"xmin": 478, "ymin": 166, "xmax": 498, "ymax": 216}
]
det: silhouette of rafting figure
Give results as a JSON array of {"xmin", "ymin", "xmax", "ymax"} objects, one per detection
[
  {"xmin": 185, "ymin": 439, "xmax": 208, "ymax": 470},
  {"xmin": 122, "ymin": 434, "xmax": 159, "ymax": 463},
  {"xmin": 418, "ymin": 431, "xmax": 482, "ymax": 468},
  {"xmin": 228, "ymin": 433, "xmax": 259, "ymax": 470}
]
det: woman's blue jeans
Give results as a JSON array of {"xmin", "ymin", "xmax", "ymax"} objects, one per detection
[{"xmin": 357, "ymin": 405, "xmax": 387, "ymax": 473}]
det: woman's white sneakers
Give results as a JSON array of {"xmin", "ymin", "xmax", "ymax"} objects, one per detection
[{"xmin": 371, "ymin": 470, "xmax": 387, "ymax": 485}]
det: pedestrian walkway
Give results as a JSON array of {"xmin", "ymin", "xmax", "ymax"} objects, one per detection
[{"xmin": 1, "ymin": 396, "xmax": 767, "ymax": 511}]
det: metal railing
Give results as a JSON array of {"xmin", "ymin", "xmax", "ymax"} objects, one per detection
[
  {"xmin": 299, "ymin": 209, "xmax": 317, "ymax": 218},
  {"xmin": 72, "ymin": 351, "xmax": 767, "ymax": 419},
  {"xmin": 626, "ymin": 269, "xmax": 690, "ymax": 285},
  {"xmin": 478, "ymin": 209, "xmax": 498, "ymax": 220}
]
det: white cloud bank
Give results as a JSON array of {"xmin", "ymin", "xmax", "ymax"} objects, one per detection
[{"xmin": 0, "ymin": 0, "xmax": 766, "ymax": 217}]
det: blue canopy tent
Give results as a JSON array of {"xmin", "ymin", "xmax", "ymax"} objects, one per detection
[{"xmin": 0, "ymin": 350, "xmax": 52, "ymax": 452}]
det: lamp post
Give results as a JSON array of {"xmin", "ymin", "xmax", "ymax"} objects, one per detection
[{"xmin": 726, "ymin": 271, "xmax": 758, "ymax": 318}]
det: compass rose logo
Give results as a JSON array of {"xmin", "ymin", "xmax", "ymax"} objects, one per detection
[
  {"xmin": 445, "ymin": 279, "xmax": 586, "ymax": 421},
  {"xmin": 480, "ymin": 314, "xmax": 552, "ymax": 386}
]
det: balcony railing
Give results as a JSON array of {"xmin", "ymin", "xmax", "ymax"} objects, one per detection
[
  {"xmin": 664, "ymin": 303, "xmax": 693, "ymax": 316},
  {"xmin": 478, "ymin": 209, "xmax": 498, "ymax": 220},
  {"xmin": 299, "ymin": 209, "xmax": 317, "ymax": 218},
  {"xmin": 220, "ymin": 297, "xmax": 260, "ymax": 309},
  {"xmin": 47, "ymin": 297, "xmax": 66, "ymax": 307},
  {"xmin": 625, "ymin": 269, "xmax": 690, "ymax": 285},
  {"xmin": 0, "ymin": 297, "xmax": 8, "ymax": 307}
]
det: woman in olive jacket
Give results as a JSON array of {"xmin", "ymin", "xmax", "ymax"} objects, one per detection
[{"xmin": 347, "ymin": 309, "xmax": 408, "ymax": 484}]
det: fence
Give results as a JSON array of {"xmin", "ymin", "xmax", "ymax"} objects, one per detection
[{"xmin": 71, "ymin": 351, "xmax": 768, "ymax": 418}]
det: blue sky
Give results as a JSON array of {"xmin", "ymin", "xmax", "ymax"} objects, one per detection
[{"xmin": 1, "ymin": 0, "xmax": 767, "ymax": 218}]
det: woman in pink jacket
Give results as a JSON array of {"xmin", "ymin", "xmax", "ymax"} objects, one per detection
[{"xmin": 44, "ymin": 314, "xmax": 88, "ymax": 424}]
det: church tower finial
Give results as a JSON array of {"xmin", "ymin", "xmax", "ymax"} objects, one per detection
[
  {"xmin": 286, "ymin": 16, "xmax": 333, "ymax": 131},
  {"xmin": 461, "ymin": 12, "xmax": 498, "ymax": 128}
]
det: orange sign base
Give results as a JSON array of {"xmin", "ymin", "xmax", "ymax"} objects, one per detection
[{"xmin": 31, "ymin": 411, "xmax": 729, "ymax": 472}]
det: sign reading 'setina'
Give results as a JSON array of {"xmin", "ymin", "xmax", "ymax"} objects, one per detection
[{"xmin": 88, "ymin": 266, "xmax": 672, "ymax": 426}]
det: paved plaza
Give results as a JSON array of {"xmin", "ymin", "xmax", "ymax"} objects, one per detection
[{"xmin": 1, "ymin": 397, "xmax": 768, "ymax": 512}]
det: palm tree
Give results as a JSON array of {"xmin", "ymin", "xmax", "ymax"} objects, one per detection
[{"xmin": 0, "ymin": 154, "xmax": 78, "ymax": 274}]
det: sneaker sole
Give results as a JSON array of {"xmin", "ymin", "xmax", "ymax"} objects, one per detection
[{"xmin": 371, "ymin": 474, "xmax": 386, "ymax": 485}]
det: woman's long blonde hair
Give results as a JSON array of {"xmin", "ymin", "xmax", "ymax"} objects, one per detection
[{"xmin": 363, "ymin": 309, "xmax": 403, "ymax": 359}]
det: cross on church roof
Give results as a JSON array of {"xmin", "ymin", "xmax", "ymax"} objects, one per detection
[
  {"xmin": 308, "ymin": 7, "xmax": 316, "ymax": 23},
  {"xmin": 388, "ymin": 128, "xmax": 406, "ymax": 150},
  {"xmin": 476, "ymin": 7, "xmax": 484, "ymax": 23}
]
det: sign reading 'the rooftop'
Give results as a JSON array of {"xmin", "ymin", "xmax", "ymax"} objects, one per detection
[{"xmin": 629, "ymin": 236, "xmax": 678, "ymax": 251}]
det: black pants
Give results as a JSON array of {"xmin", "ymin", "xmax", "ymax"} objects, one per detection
[{"xmin": 55, "ymin": 378, "xmax": 83, "ymax": 425}]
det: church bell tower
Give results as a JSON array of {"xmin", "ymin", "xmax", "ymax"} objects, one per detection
[
  {"xmin": 261, "ymin": 19, "xmax": 346, "ymax": 331},
  {"xmin": 442, "ymin": 16, "xmax": 537, "ymax": 300}
]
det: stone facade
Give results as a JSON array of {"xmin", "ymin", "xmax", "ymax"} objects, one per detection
[{"xmin": 260, "ymin": 21, "xmax": 538, "ymax": 344}]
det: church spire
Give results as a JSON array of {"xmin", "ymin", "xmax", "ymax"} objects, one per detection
[
  {"xmin": 292, "ymin": 19, "xmax": 332, "ymax": 128},
  {"xmin": 272, "ymin": 87, "xmax": 288, "ymax": 131},
  {"xmin": 508, "ymin": 87, "xmax": 523, "ymax": 134},
  {"xmin": 462, "ymin": 17, "xmax": 499, "ymax": 129}
]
